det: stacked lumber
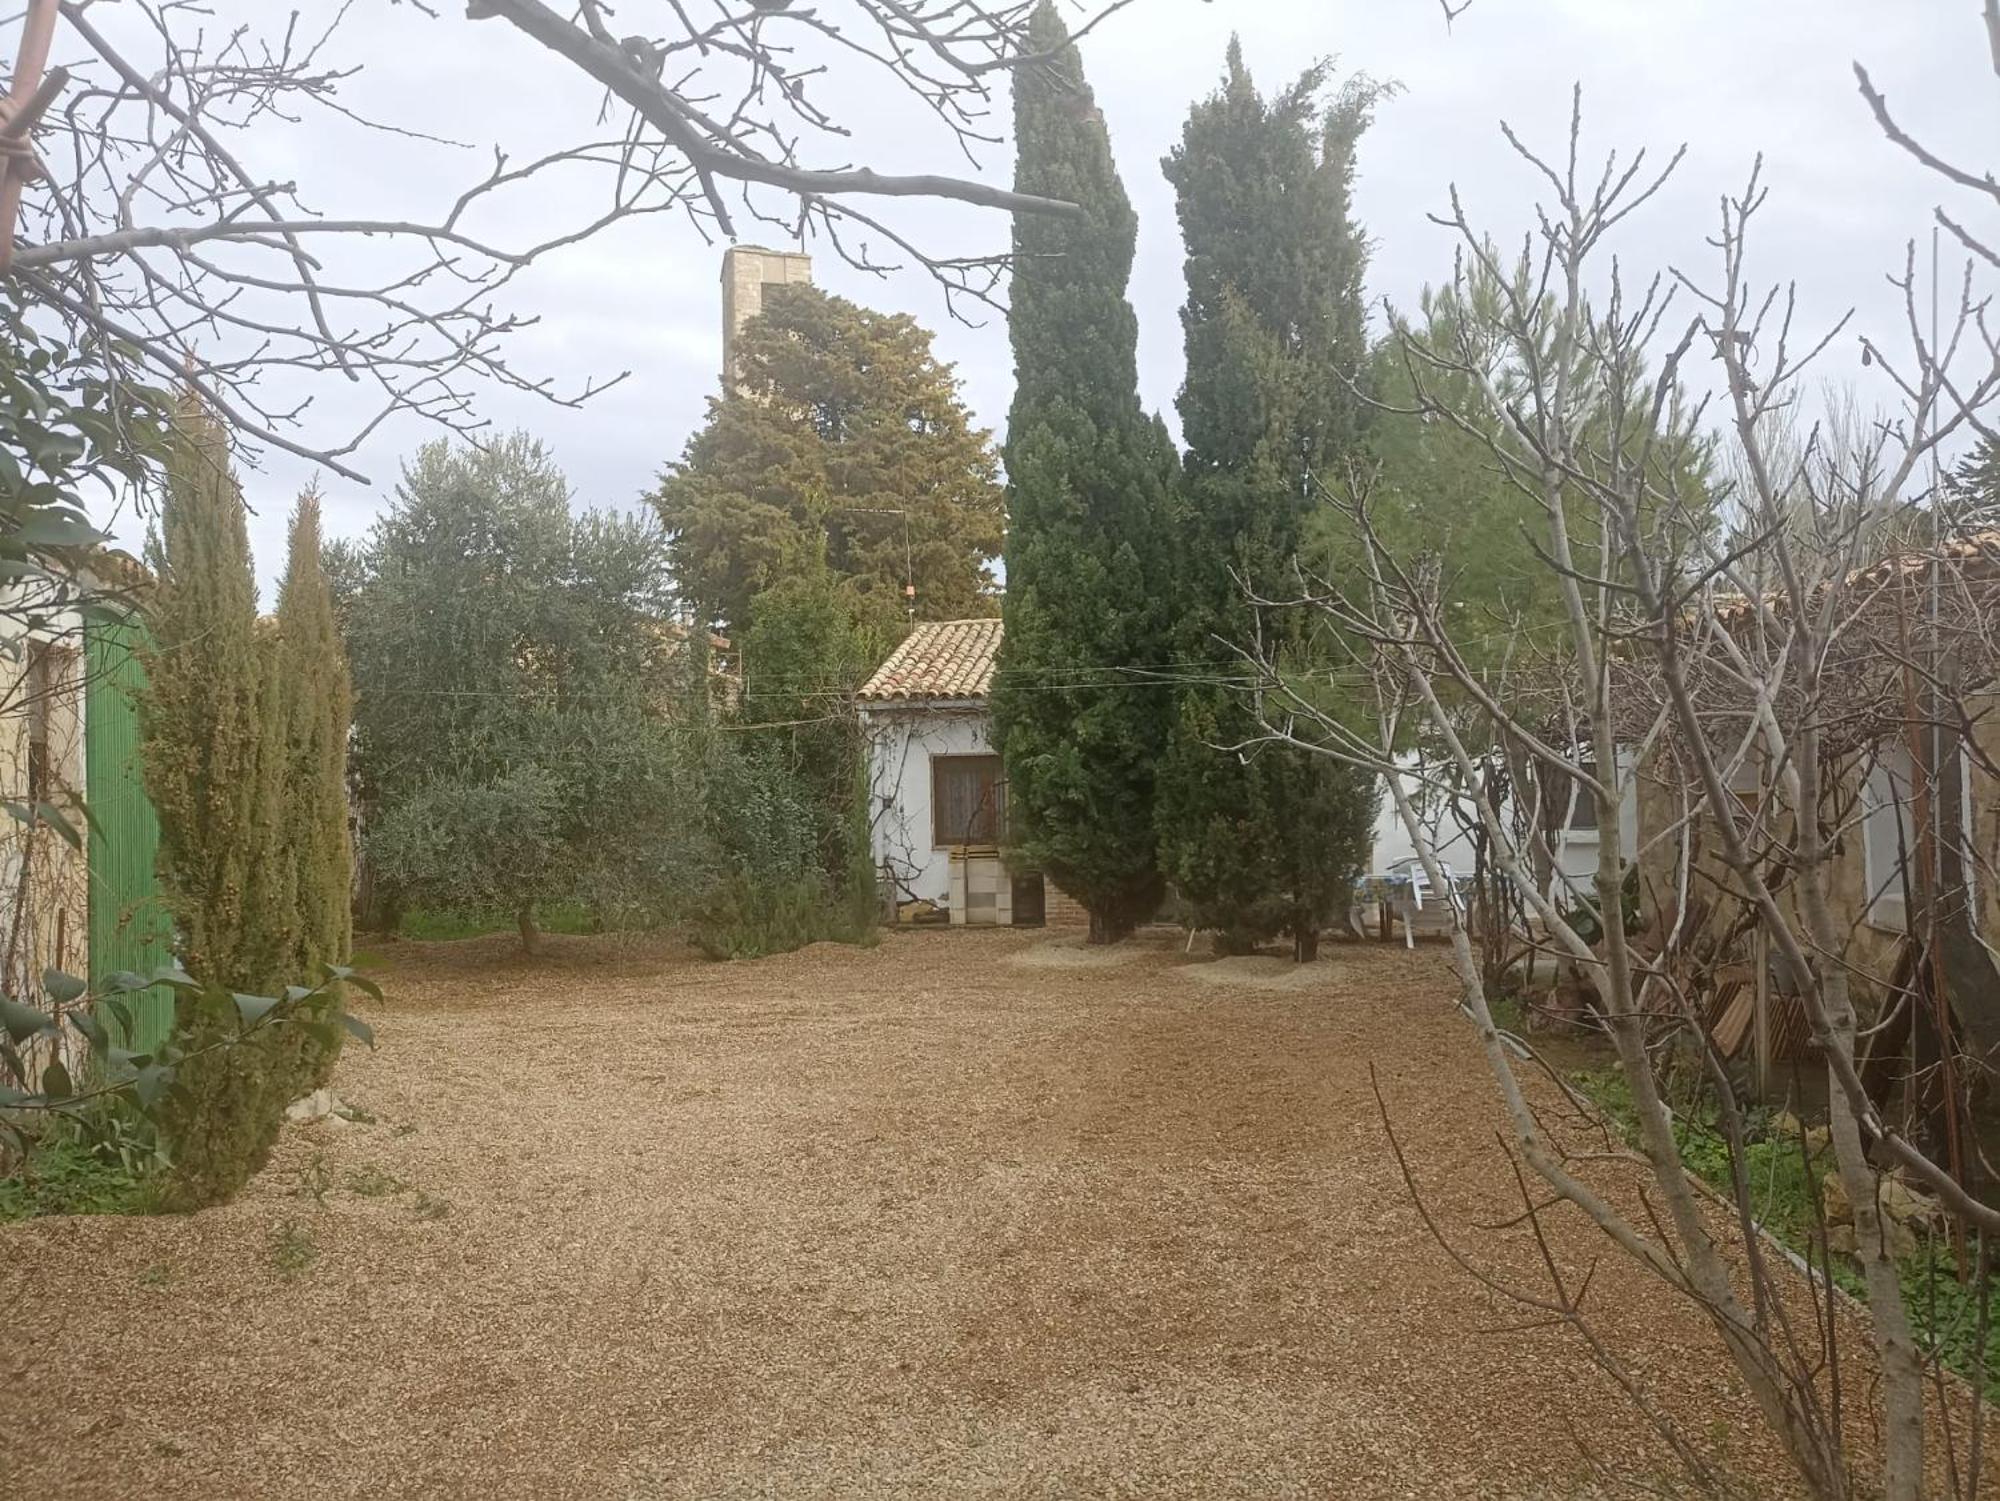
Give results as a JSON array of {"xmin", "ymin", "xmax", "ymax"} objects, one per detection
[{"xmin": 1704, "ymin": 961, "xmax": 1816, "ymax": 1063}]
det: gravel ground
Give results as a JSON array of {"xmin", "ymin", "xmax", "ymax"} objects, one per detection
[{"xmin": 0, "ymin": 927, "xmax": 1967, "ymax": 1498}]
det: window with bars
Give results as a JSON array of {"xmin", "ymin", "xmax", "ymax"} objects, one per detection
[{"xmin": 932, "ymin": 754, "xmax": 1006, "ymax": 848}]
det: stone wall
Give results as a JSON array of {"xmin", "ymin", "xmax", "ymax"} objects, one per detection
[
  {"xmin": 1632, "ymin": 700, "xmax": 2000, "ymax": 1012},
  {"xmin": 0, "ymin": 621, "xmax": 91, "ymax": 1081},
  {"xmin": 721, "ymin": 245, "xmax": 814, "ymax": 390}
]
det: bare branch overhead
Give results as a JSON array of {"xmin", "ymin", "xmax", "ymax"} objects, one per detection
[{"xmin": 2, "ymin": 0, "xmax": 1138, "ymax": 481}]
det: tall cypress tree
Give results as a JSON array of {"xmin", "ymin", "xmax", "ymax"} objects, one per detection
[
  {"xmin": 143, "ymin": 396, "xmax": 270, "ymax": 989},
  {"xmin": 991, "ymin": 0, "xmax": 1175, "ymax": 944},
  {"xmin": 275, "ymin": 488, "xmax": 353, "ymax": 977},
  {"xmin": 142, "ymin": 398, "xmax": 289, "ymax": 1207},
  {"xmin": 1154, "ymin": 43, "xmax": 1383, "ymax": 960},
  {"xmin": 274, "ymin": 488, "xmax": 354, "ymax": 1083}
]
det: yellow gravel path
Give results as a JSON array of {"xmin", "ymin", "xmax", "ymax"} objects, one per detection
[{"xmin": 3, "ymin": 929, "xmax": 1829, "ymax": 1497}]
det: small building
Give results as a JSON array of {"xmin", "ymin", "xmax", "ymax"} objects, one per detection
[
  {"xmin": 857, "ymin": 618, "xmax": 1079, "ymax": 927},
  {"xmin": 1631, "ymin": 535, "xmax": 2000, "ymax": 1005}
]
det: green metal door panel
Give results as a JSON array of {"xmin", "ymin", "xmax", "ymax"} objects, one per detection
[{"xmin": 85, "ymin": 616, "xmax": 174, "ymax": 1052}]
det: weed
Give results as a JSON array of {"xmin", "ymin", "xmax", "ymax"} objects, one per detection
[
  {"xmin": 267, "ymin": 1219, "xmax": 318, "ymax": 1275},
  {"xmin": 0, "ymin": 1137, "xmax": 149, "ymax": 1221},
  {"xmin": 1487, "ymin": 990, "xmax": 1529, "ymax": 1036},
  {"xmin": 409, "ymin": 1191, "xmax": 451, "ymax": 1221},
  {"xmin": 1570, "ymin": 1068, "xmax": 1999, "ymax": 1387},
  {"xmin": 138, "ymin": 1262, "xmax": 176, "ymax": 1289},
  {"xmin": 344, "ymin": 1165, "xmax": 405, "ymax": 1198},
  {"xmin": 293, "ymin": 1151, "xmax": 332, "ymax": 1207},
  {"xmin": 334, "ymin": 1101, "xmax": 378, "ymax": 1125}
]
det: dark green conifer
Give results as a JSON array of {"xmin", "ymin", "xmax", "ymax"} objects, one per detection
[
  {"xmin": 142, "ymin": 396, "xmax": 269, "ymax": 989},
  {"xmin": 1154, "ymin": 42, "xmax": 1383, "ymax": 960},
  {"xmin": 274, "ymin": 489, "xmax": 354, "ymax": 1084},
  {"xmin": 991, "ymin": 1, "xmax": 1176, "ymax": 943}
]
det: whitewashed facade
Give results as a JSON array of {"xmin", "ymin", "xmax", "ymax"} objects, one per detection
[
  {"xmin": 863, "ymin": 699, "xmax": 998, "ymax": 911},
  {"xmin": 1366, "ymin": 751, "xmax": 1639, "ymax": 897},
  {"xmin": 858, "ymin": 618, "xmax": 1010, "ymax": 918}
]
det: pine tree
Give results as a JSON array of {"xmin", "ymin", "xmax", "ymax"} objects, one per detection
[
  {"xmin": 1154, "ymin": 42, "xmax": 1384, "ymax": 960},
  {"xmin": 655, "ymin": 283, "xmax": 1005, "ymax": 634},
  {"xmin": 990, "ymin": 0, "xmax": 1176, "ymax": 943}
]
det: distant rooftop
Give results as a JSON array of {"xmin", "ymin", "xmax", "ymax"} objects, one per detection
[{"xmin": 858, "ymin": 617, "xmax": 1002, "ymax": 703}]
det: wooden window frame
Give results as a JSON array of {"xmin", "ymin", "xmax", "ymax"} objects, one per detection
[{"xmin": 932, "ymin": 753, "xmax": 1006, "ymax": 850}]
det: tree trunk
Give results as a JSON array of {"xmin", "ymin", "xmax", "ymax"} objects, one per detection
[
  {"xmin": 1087, "ymin": 909, "xmax": 1130, "ymax": 946},
  {"xmin": 1212, "ymin": 926, "xmax": 1258, "ymax": 957},
  {"xmin": 1293, "ymin": 926, "xmax": 1319, "ymax": 964},
  {"xmin": 517, "ymin": 907, "xmax": 540, "ymax": 956}
]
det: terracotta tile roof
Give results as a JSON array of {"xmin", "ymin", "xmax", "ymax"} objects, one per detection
[{"xmin": 858, "ymin": 617, "xmax": 1002, "ymax": 703}]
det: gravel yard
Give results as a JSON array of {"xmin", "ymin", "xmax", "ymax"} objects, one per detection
[{"xmin": 0, "ymin": 928, "xmax": 1880, "ymax": 1497}]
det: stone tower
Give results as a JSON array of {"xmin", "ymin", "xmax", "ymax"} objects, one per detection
[{"xmin": 721, "ymin": 245, "xmax": 813, "ymax": 390}]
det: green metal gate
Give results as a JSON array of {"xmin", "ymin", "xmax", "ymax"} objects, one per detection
[{"xmin": 84, "ymin": 614, "xmax": 174, "ymax": 1052}]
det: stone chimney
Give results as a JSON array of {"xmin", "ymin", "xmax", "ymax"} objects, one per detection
[{"xmin": 721, "ymin": 245, "xmax": 813, "ymax": 390}]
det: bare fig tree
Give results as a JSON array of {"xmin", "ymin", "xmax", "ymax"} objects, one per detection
[
  {"xmin": 1230, "ymin": 33, "xmax": 2000, "ymax": 1498},
  {"xmin": 4, "ymin": 0, "xmax": 1136, "ymax": 482}
]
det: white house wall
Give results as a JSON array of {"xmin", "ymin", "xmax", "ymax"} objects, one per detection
[
  {"xmin": 1366, "ymin": 753, "xmax": 1639, "ymax": 898},
  {"xmin": 862, "ymin": 701, "xmax": 993, "ymax": 912}
]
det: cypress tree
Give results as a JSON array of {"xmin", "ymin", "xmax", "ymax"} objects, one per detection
[
  {"xmin": 142, "ymin": 396, "xmax": 270, "ymax": 989},
  {"xmin": 991, "ymin": 0, "xmax": 1175, "ymax": 943},
  {"xmin": 240, "ymin": 616, "xmax": 294, "ymax": 988},
  {"xmin": 142, "ymin": 398, "xmax": 288, "ymax": 1206},
  {"xmin": 274, "ymin": 488, "xmax": 354, "ymax": 1083},
  {"xmin": 1154, "ymin": 43, "xmax": 1383, "ymax": 960}
]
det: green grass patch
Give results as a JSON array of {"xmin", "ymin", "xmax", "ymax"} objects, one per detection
[
  {"xmin": 397, "ymin": 901, "xmax": 608, "ymax": 942},
  {"xmin": 1573, "ymin": 1067, "xmax": 2000, "ymax": 1389},
  {"xmin": 0, "ymin": 1136, "xmax": 151, "ymax": 1221},
  {"xmin": 1486, "ymin": 989, "xmax": 1530, "ymax": 1037},
  {"xmin": 345, "ymin": 1165, "xmax": 405, "ymax": 1198}
]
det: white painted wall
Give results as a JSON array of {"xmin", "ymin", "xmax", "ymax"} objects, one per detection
[
  {"xmin": 861, "ymin": 700, "xmax": 994, "ymax": 911},
  {"xmin": 1366, "ymin": 752, "xmax": 1639, "ymax": 900}
]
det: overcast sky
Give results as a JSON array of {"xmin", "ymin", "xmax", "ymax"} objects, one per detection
[{"xmin": 76, "ymin": 1, "xmax": 1982, "ymax": 599}]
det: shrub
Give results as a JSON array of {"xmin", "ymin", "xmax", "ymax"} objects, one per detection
[
  {"xmin": 153, "ymin": 987, "xmax": 290, "ymax": 1211},
  {"xmin": 1, "ymin": 966, "xmax": 373, "ymax": 1217},
  {"xmin": 1571, "ymin": 1067, "xmax": 2000, "ymax": 1388}
]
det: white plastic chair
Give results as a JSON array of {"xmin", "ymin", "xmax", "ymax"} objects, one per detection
[{"xmin": 1386, "ymin": 857, "xmax": 1459, "ymax": 948}]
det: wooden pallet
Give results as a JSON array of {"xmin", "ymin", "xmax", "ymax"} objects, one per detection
[{"xmin": 1704, "ymin": 962, "xmax": 1815, "ymax": 1063}]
